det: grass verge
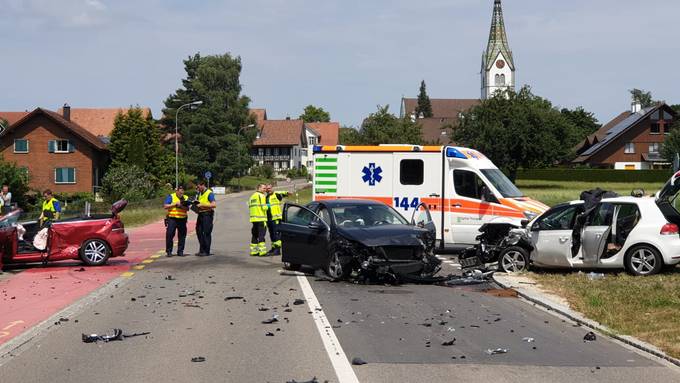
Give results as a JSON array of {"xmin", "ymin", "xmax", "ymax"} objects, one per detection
[
  {"xmin": 119, "ymin": 205, "xmax": 167, "ymax": 228},
  {"xmin": 529, "ymin": 269, "xmax": 680, "ymax": 359},
  {"xmin": 516, "ymin": 179, "xmax": 664, "ymax": 207}
]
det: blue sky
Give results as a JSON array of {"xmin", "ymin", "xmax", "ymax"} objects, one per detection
[{"xmin": 1, "ymin": 0, "xmax": 677, "ymax": 126}]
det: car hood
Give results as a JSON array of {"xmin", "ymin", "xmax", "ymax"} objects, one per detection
[{"xmin": 336, "ymin": 225, "xmax": 427, "ymax": 247}]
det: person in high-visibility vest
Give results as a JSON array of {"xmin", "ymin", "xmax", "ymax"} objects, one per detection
[
  {"xmin": 163, "ymin": 185, "xmax": 189, "ymax": 257},
  {"xmin": 249, "ymin": 183, "xmax": 269, "ymax": 256},
  {"xmin": 265, "ymin": 184, "xmax": 288, "ymax": 256},
  {"xmin": 39, "ymin": 189, "xmax": 61, "ymax": 227},
  {"xmin": 195, "ymin": 180, "xmax": 217, "ymax": 256}
]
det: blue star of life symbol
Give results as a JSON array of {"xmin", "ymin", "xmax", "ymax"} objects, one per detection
[{"xmin": 362, "ymin": 163, "xmax": 383, "ymax": 186}]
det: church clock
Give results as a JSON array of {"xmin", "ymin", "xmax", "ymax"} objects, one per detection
[{"xmin": 496, "ymin": 59, "xmax": 505, "ymax": 69}]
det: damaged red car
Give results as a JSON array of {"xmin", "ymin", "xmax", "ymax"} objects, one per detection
[{"xmin": 0, "ymin": 200, "xmax": 129, "ymax": 270}]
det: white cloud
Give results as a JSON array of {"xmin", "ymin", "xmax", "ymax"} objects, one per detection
[{"xmin": 0, "ymin": 0, "xmax": 109, "ymax": 28}]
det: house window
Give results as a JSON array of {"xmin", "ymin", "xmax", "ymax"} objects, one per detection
[
  {"xmin": 281, "ymin": 147, "xmax": 290, "ymax": 156},
  {"xmin": 273, "ymin": 147, "xmax": 279, "ymax": 156},
  {"xmin": 265, "ymin": 148, "xmax": 271, "ymax": 156},
  {"xmin": 651, "ymin": 123, "xmax": 660, "ymax": 134},
  {"xmin": 258, "ymin": 148, "xmax": 264, "ymax": 156},
  {"xmin": 309, "ymin": 137, "xmax": 317, "ymax": 146},
  {"xmin": 282, "ymin": 161, "xmax": 289, "ymax": 170},
  {"xmin": 14, "ymin": 139, "xmax": 29, "ymax": 153},
  {"xmin": 55, "ymin": 167, "xmax": 76, "ymax": 184},
  {"xmin": 400, "ymin": 159, "xmax": 424, "ymax": 185},
  {"xmin": 273, "ymin": 161, "xmax": 280, "ymax": 170},
  {"xmin": 49, "ymin": 139, "xmax": 73, "ymax": 153},
  {"xmin": 649, "ymin": 143, "xmax": 660, "ymax": 154},
  {"xmin": 494, "ymin": 74, "xmax": 502, "ymax": 86},
  {"xmin": 624, "ymin": 143, "xmax": 635, "ymax": 154}
]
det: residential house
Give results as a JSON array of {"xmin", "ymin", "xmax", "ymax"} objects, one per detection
[
  {"xmin": 251, "ymin": 119, "xmax": 307, "ymax": 172},
  {"xmin": 399, "ymin": 98, "xmax": 480, "ymax": 143},
  {"xmin": 302, "ymin": 122, "xmax": 340, "ymax": 169},
  {"xmin": 574, "ymin": 101, "xmax": 678, "ymax": 169}
]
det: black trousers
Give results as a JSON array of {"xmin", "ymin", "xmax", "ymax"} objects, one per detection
[
  {"xmin": 251, "ymin": 222, "xmax": 267, "ymax": 244},
  {"xmin": 267, "ymin": 220, "xmax": 280, "ymax": 243},
  {"xmin": 196, "ymin": 212, "xmax": 214, "ymax": 255},
  {"xmin": 166, "ymin": 218, "xmax": 187, "ymax": 255}
]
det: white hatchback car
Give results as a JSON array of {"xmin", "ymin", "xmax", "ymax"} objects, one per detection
[{"xmin": 523, "ymin": 195, "xmax": 680, "ymax": 276}]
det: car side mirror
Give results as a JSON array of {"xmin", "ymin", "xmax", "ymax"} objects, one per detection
[
  {"xmin": 308, "ymin": 221, "xmax": 326, "ymax": 232},
  {"xmin": 520, "ymin": 219, "xmax": 529, "ymax": 228}
]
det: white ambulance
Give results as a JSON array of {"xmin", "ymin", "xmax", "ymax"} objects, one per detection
[{"xmin": 312, "ymin": 145, "xmax": 549, "ymax": 253}]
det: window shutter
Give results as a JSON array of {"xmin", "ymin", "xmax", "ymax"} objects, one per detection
[
  {"xmin": 68, "ymin": 140, "xmax": 75, "ymax": 153},
  {"xmin": 48, "ymin": 140, "xmax": 56, "ymax": 153}
]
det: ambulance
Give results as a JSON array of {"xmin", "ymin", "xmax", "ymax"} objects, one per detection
[{"xmin": 312, "ymin": 145, "xmax": 549, "ymax": 253}]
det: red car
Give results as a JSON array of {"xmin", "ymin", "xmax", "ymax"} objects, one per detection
[{"xmin": 0, "ymin": 200, "xmax": 129, "ymax": 270}]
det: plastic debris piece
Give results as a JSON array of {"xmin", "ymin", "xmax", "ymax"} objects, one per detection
[
  {"xmin": 191, "ymin": 356, "xmax": 206, "ymax": 362},
  {"xmin": 486, "ymin": 348, "xmax": 508, "ymax": 355},
  {"xmin": 224, "ymin": 296, "xmax": 244, "ymax": 301},
  {"xmin": 522, "ymin": 337, "xmax": 535, "ymax": 343},
  {"xmin": 164, "ymin": 275, "xmax": 175, "ymax": 280},
  {"xmin": 293, "ymin": 299, "xmax": 306, "ymax": 305},
  {"xmin": 583, "ymin": 332, "xmax": 597, "ymax": 342},
  {"xmin": 287, "ymin": 378, "xmax": 327, "ymax": 383},
  {"xmin": 351, "ymin": 357, "xmax": 367, "ymax": 365},
  {"xmin": 262, "ymin": 315, "xmax": 279, "ymax": 324},
  {"xmin": 441, "ymin": 338, "xmax": 456, "ymax": 346},
  {"xmin": 265, "ymin": 332, "xmax": 275, "ymax": 336},
  {"xmin": 258, "ymin": 307, "xmax": 270, "ymax": 311}
]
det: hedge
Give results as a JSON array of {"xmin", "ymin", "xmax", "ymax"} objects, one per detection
[{"xmin": 517, "ymin": 169, "xmax": 673, "ymax": 183}]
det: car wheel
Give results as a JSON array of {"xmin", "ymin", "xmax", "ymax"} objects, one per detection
[
  {"xmin": 80, "ymin": 239, "xmax": 111, "ymax": 266},
  {"xmin": 283, "ymin": 262, "xmax": 301, "ymax": 271},
  {"xmin": 326, "ymin": 251, "xmax": 350, "ymax": 281},
  {"xmin": 499, "ymin": 246, "xmax": 529, "ymax": 273},
  {"xmin": 625, "ymin": 245, "xmax": 662, "ymax": 276}
]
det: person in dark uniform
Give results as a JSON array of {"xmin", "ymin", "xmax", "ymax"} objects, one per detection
[
  {"xmin": 195, "ymin": 181, "xmax": 216, "ymax": 256},
  {"xmin": 163, "ymin": 185, "xmax": 189, "ymax": 257}
]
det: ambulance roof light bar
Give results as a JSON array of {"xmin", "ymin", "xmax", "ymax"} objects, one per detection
[{"xmin": 445, "ymin": 147, "xmax": 467, "ymax": 159}]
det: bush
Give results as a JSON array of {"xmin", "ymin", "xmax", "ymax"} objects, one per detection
[
  {"xmin": 286, "ymin": 166, "xmax": 308, "ymax": 179},
  {"xmin": 101, "ymin": 165, "xmax": 160, "ymax": 203},
  {"xmin": 517, "ymin": 168, "xmax": 673, "ymax": 183},
  {"xmin": 251, "ymin": 164, "xmax": 274, "ymax": 179}
]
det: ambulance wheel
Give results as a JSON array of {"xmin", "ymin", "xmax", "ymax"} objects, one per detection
[
  {"xmin": 499, "ymin": 246, "xmax": 529, "ymax": 273},
  {"xmin": 80, "ymin": 239, "xmax": 111, "ymax": 266}
]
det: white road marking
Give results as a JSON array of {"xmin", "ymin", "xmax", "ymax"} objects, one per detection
[{"xmin": 296, "ymin": 275, "xmax": 360, "ymax": 383}]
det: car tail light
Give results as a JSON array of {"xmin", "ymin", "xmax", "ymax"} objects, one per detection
[
  {"xmin": 112, "ymin": 219, "xmax": 124, "ymax": 231},
  {"xmin": 660, "ymin": 223, "xmax": 679, "ymax": 235}
]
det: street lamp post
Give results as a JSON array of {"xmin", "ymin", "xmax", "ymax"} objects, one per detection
[
  {"xmin": 174, "ymin": 101, "xmax": 203, "ymax": 189},
  {"xmin": 236, "ymin": 124, "xmax": 255, "ymax": 191}
]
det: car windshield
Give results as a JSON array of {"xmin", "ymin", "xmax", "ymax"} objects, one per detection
[
  {"xmin": 332, "ymin": 204, "xmax": 408, "ymax": 227},
  {"xmin": 481, "ymin": 169, "xmax": 523, "ymax": 198}
]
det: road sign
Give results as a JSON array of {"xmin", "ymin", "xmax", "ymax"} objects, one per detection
[{"xmin": 204, "ymin": 171, "xmax": 212, "ymax": 179}]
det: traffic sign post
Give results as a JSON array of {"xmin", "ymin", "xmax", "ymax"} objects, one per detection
[{"xmin": 204, "ymin": 171, "xmax": 212, "ymax": 188}]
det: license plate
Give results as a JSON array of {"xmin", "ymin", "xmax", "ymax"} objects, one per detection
[{"xmin": 459, "ymin": 256, "xmax": 481, "ymax": 269}]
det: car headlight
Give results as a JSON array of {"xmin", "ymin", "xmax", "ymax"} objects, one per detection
[{"xmin": 523, "ymin": 211, "xmax": 538, "ymax": 220}]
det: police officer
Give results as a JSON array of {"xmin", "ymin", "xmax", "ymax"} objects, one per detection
[
  {"xmin": 195, "ymin": 181, "xmax": 216, "ymax": 256},
  {"xmin": 265, "ymin": 184, "xmax": 288, "ymax": 256},
  {"xmin": 249, "ymin": 184, "xmax": 269, "ymax": 256},
  {"xmin": 39, "ymin": 189, "xmax": 61, "ymax": 227},
  {"xmin": 164, "ymin": 185, "xmax": 189, "ymax": 257}
]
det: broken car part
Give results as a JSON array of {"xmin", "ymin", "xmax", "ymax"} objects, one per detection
[{"xmin": 82, "ymin": 329, "xmax": 150, "ymax": 343}]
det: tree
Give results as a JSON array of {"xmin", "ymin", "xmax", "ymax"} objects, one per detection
[
  {"xmin": 101, "ymin": 165, "xmax": 159, "ymax": 203},
  {"xmin": 453, "ymin": 87, "xmax": 581, "ymax": 181},
  {"xmin": 560, "ymin": 107, "xmax": 601, "ymax": 140},
  {"xmin": 415, "ymin": 80, "xmax": 433, "ymax": 118},
  {"xmin": 661, "ymin": 120, "xmax": 680, "ymax": 162},
  {"xmin": 359, "ymin": 105, "xmax": 423, "ymax": 145},
  {"xmin": 630, "ymin": 88, "xmax": 654, "ymax": 108},
  {"xmin": 299, "ymin": 105, "xmax": 331, "ymax": 123},
  {"xmin": 338, "ymin": 126, "xmax": 363, "ymax": 144},
  {"xmin": 670, "ymin": 104, "xmax": 680, "ymax": 115},
  {"xmin": 109, "ymin": 107, "xmax": 173, "ymax": 185},
  {"xmin": 161, "ymin": 53, "xmax": 255, "ymax": 184},
  {"xmin": 0, "ymin": 155, "xmax": 30, "ymax": 209}
]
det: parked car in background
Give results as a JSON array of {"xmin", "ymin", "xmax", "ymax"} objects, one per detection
[
  {"xmin": 278, "ymin": 199, "xmax": 441, "ymax": 281},
  {"xmin": 0, "ymin": 200, "xmax": 129, "ymax": 270}
]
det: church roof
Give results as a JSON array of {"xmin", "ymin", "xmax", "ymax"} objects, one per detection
[
  {"xmin": 401, "ymin": 98, "xmax": 480, "ymax": 119},
  {"xmin": 483, "ymin": 0, "xmax": 515, "ymax": 70}
]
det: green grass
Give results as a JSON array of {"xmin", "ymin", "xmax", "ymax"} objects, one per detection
[
  {"xmin": 227, "ymin": 176, "xmax": 274, "ymax": 190},
  {"xmin": 290, "ymin": 187, "xmax": 312, "ymax": 204},
  {"xmin": 530, "ymin": 269, "xmax": 680, "ymax": 359},
  {"xmin": 119, "ymin": 205, "xmax": 167, "ymax": 228},
  {"xmin": 516, "ymin": 179, "xmax": 664, "ymax": 207}
]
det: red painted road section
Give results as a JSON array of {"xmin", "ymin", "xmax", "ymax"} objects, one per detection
[{"xmin": 0, "ymin": 219, "xmax": 195, "ymax": 346}]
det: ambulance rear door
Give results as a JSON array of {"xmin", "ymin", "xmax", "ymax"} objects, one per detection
[{"xmin": 341, "ymin": 152, "xmax": 394, "ymax": 206}]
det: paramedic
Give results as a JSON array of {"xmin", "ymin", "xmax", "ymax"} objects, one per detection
[
  {"xmin": 249, "ymin": 184, "xmax": 269, "ymax": 256},
  {"xmin": 265, "ymin": 184, "xmax": 288, "ymax": 256}
]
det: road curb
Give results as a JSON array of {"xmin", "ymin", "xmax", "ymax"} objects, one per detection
[{"xmin": 492, "ymin": 273, "xmax": 680, "ymax": 369}]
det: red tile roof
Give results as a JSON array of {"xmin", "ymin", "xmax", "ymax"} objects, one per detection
[
  {"xmin": 0, "ymin": 112, "xmax": 30, "ymax": 125},
  {"xmin": 306, "ymin": 122, "xmax": 339, "ymax": 146},
  {"xmin": 57, "ymin": 107, "xmax": 152, "ymax": 138},
  {"xmin": 7, "ymin": 108, "xmax": 107, "ymax": 150},
  {"xmin": 402, "ymin": 98, "xmax": 480, "ymax": 118},
  {"xmin": 416, "ymin": 118, "xmax": 457, "ymax": 144},
  {"xmin": 250, "ymin": 108, "xmax": 267, "ymax": 126},
  {"xmin": 253, "ymin": 119, "xmax": 305, "ymax": 146}
]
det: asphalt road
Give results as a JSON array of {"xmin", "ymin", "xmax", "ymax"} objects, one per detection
[{"xmin": 1, "ymin": 191, "xmax": 679, "ymax": 383}]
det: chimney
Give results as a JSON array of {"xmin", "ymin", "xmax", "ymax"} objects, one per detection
[{"xmin": 63, "ymin": 103, "xmax": 71, "ymax": 121}]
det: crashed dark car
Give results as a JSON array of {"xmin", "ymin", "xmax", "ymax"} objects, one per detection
[{"xmin": 278, "ymin": 199, "xmax": 441, "ymax": 281}]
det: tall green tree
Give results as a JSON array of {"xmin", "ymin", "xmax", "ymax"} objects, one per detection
[
  {"xmin": 415, "ymin": 80, "xmax": 433, "ymax": 118},
  {"xmin": 560, "ymin": 107, "xmax": 601, "ymax": 140},
  {"xmin": 670, "ymin": 104, "xmax": 680, "ymax": 114},
  {"xmin": 299, "ymin": 105, "xmax": 331, "ymax": 123},
  {"xmin": 359, "ymin": 105, "xmax": 422, "ymax": 145},
  {"xmin": 630, "ymin": 88, "xmax": 655, "ymax": 107},
  {"xmin": 453, "ymin": 87, "xmax": 580, "ymax": 181},
  {"xmin": 661, "ymin": 120, "xmax": 680, "ymax": 162},
  {"xmin": 338, "ymin": 126, "xmax": 363, "ymax": 145},
  {"xmin": 109, "ymin": 107, "xmax": 173, "ymax": 184},
  {"xmin": 161, "ymin": 53, "xmax": 255, "ymax": 184}
]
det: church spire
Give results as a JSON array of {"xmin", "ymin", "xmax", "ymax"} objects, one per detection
[{"xmin": 484, "ymin": 0, "xmax": 514, "ymax": 71}]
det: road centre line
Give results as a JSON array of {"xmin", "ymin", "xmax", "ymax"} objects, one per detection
[{"xmin": 296, "ymin": 275, "xmax": 360, "ymax": 383}]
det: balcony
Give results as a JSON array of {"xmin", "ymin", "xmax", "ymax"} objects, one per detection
[{"xmin": 252, "ymin": 154, "xmax": 291, "ymax": 161}]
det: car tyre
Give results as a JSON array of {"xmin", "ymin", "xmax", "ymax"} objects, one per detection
[
  {"xmin": 625, "ymin": 245, "xmax": 662, "ymax": 276},
  {"xmin": 499, "ymin": 246, "xmax": 529, "ymax": 273},
  {"xmin": 326, "ymin": 251, "xmax": 350, "ymax": 281},
  {"xmin": 80, "ymin": 239, "xmax": 111, "ymax": 266}
]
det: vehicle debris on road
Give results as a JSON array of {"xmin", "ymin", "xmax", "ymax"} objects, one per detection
[
  {"xmin": 262, "ymin": 314, "xmax": 279, "ymax": 324},
  {"xmin": 583, "ymin": 332, "xmax": 597, "ymax": 342},
  {"xmin": 351, "ymin": 357, "xmax": 367, "ymax": 365},
  {"xmin": 486, "ymin": 348, "xmax": 509, "ymax": 355},
  {"xmin": 191, "ymin": 356, "xmax": 206, "ymax": 363},
  {"xmin": 82, "ymin": 328, "xmax": 150, "ymax": 343}
]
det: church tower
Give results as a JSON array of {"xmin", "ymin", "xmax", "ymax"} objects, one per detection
[{"xmin": 481, "ymin": 0, "xmax": 515, "ymax": 99}]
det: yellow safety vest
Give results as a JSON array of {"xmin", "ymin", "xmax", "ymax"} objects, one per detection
[
  {"xmin": 249, "ymin": 192, "xmax": 268, "ymax": 223},
  {"xmin": 197, "ymin": 189, "xmax": 214, "ymax": 213},
  {"xmin": 167, "ymin": 193, "xmax": 189, "ymax": 219},
  {"xmin": 41, "ymin": 198, "xmax": 59, "ymax": 221},
  {"xmin": 268, "ymin": 192, "xmax": 288, "ymax": 221}
]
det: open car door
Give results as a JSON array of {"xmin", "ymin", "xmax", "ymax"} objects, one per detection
[
  {"xmin": 581, "ymin": 202, "xmax": 614, "ymax": 264},
  {"xmin": 279, "ymin": 203, "xmax": 330, "ymax": 269},
  {"xmin": 411, "ymin": 203, "xmax": 436, "ymax": 252}
]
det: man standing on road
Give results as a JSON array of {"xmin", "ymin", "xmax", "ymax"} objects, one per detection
[
  {"xmin": 164, "ymin": 185, "xmax": 189, "ymax": 257},
  {"xmin": 265, "ymin": 184, "xmax": 288, "ymax": 256},
  {"xmin": 249, "ymin": 184, "xmax": 269, "ymax": 256},
  {"xmin": 195, "ymin": 181, "xmax": 216, "ymax": 256},
  {"xmin": 39, "ymin": 189, "xmax": 61, "ymax": 227}
]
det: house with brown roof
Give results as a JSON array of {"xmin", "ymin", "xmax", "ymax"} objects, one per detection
[
  {"xmin": 302, "ymin": 122, "xmax": 340, "ymax": 169},
  {"xmin": 573, "ymin": 101, "xmax": 678, "ymax": 169},
  {"xmin": 400, "ymin": 98, "xmax": 480, "ymax": 144},
  {"xmin": 0, "ymin": 105, "xmax": 154, "ymax": 193}
]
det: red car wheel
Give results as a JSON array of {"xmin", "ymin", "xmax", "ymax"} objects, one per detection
[{"xmin": 80, "ymin": 239, "xmax": 111, "ymax": 266}]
